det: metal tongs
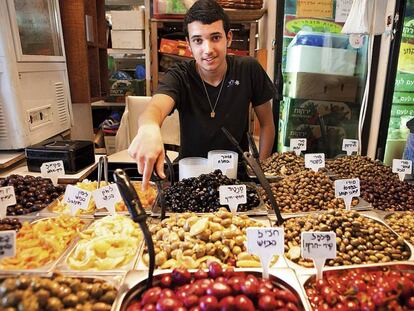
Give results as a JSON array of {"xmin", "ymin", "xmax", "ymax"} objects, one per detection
[
  {"xmin": 221, "ymin": 127, "xmax": 284, "ymax": 226},
  {"xmin": 97, "ymin": 156, "xmax": 108, "ymax": 188},
  {"xmin": 114, "ymin": 169, "xmax": 155, "ymax": 289}
]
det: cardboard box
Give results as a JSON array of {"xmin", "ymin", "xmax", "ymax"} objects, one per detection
[
  {"xmin": 286, "ymin": 45, "xmax": 357, "ymax": 76},
  {"xmin": 278, "ymin": 96, "xmax": 359, "ymax": 157},
  {"xmin": 111, "ymin": 30, "xmax": 144, "ymax": 49},
  {"xmin": 281, "ymin": 97, "xmax": 358, "ymax": 126},
  {"xmin": 284, "ymin": 72, "xmax": 359, "ymax": 102},
  {"xmin": 111, "ymin": 9, "xmax": 144, "ymax": 30}
]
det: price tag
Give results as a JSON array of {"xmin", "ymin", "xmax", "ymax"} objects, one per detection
[
  {"xmin": 247, "ymin": 227, "xmax": 284, "ymax": 279},
  {"xmin": 334, "ymin": 178, "xmax": 360, "ymax": 210},
  {"xmin": 211, "ymin": 153, "xmax": 235, "ymax": 175},
  {"xmin": 392, "ymin": 159, "xmax": 412, "ymax": 181},
  {"xmin": 219, "ymin": 185, "xmax": 246, "ymax": 214},
  {"xmin": 342, "ymin": 139, "xmax": 359, "ymax": 155},
  {"xmin": 0, "ymin": 230, "xmax": 16, "ymax": 259},
  {"xmin": 304, "ymin": 153, "xmax": 325, "ymax": 172},
  {"xmin": 290, "ymin": 138, "xmax": 307, "ymax": 156},
  {"xmin": 63, "ymin": 185, "xmax": 92, "ymax": 216},
  {"xmin": 301, "ymin": 231, "xmax": 336, "ymax": 281},
  {"xmin": 92, "ymin": 184, "xmax": 121, "ymax": 215},
  {"xmin": 0, "ymin": 186, "xmax": 16, "ymax": 218},
  {"xmin": 40, "ymin": 160, "xmax": 65, "ymax": 185}
]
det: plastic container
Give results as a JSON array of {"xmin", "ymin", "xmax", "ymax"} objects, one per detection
[
  {"xmin": 178, "ymin": 157, "xmax": 209, "ymax": 180},
  {"xmin": 207, "ymin": 150, "xmax": 238, "ymax": 179}
]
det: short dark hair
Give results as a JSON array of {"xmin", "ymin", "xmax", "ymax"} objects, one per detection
[{"xmin": 183, "ymin": 0, "xmax": 230, "ymax": 38}]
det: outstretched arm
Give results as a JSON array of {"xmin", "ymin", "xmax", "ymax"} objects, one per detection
[{"xmin": 128, "ymin": 94, "xmax": 175, "ymax": 189}]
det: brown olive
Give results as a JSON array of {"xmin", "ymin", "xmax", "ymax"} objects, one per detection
[
  {"xmin": 100, "ymin": 290, "xmax": 117, "ymax": 304},
  {"xmin": 35, "ymin": 289, "xmax": 50, "ymax": 307},
  {"xmin": 0, "ymin": 279, "xmax": 18, "ymax": 295},
  {"xmin": 76, "ymin": 290, "xmax": 89, "ymax": 303},
  {"xmin": 90, "ymin": 284, "xmax": 103, "ymax": 299},
  {"xmin": 62, "ymin": 294, "xmax": 79, "ymax": 308},
  {"xmin": 91, "ymin": 302, "xmax": 111, "ymax": 311},
  {"xmin": 46, "ymin": 297, "xmax": 63, "ymax": 311}
]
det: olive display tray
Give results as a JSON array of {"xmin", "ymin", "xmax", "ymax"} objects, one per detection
[
  {"xmin": 0, "ymin": 216, "xmax": 92, "ymax": 276},
  {"xmin": 296, "ymin": 261, "xmax": 414, "ymax": 309},
  {"xmin": 134, "ymin": 216, "xmax": 290, "ymax": 270},
  {"xmin": 151, "ymin": 182, "xmax": 268, "ymax": 216},
  {"xmin": 274, "ymin": 211, "xmax": 414, "ymax": 274},
  {"xmin": 54, "ymin": 219, "xmax": 145, "ymax": 276},
  {"xmin": 111, "ymin": 268, "xmax": 311, "ymax": 311},
  {"xmin": 377, "ymin": 210, "xmax": 414, "ymax": 248},
  {"xmin": 39, "ymin": 181, "xmax": 157, "ymax": 218}
]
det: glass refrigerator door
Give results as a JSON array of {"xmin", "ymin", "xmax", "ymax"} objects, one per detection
[
  {"xmin": 7, "ymin": 0, "xmax": 64, "ymax": 62},
  {"xmin": 383, "ymin": 2, "xmax": 414, "ymax": 165},
  {"xmin": 276, "ymin": 0, "xmax": 369, "ymax": 158}
]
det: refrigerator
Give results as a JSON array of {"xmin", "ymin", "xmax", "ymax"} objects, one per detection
[
  {"xmin": 273, "ymin": 0, "xmax": 370, "ymax": 158},
  {"xmin": 0, "ymin": 0, "xmax": 72, "ymax": 150},
  {"xmin": 377, "ymin": 0, "xmax": 414, "ymax": 165}
]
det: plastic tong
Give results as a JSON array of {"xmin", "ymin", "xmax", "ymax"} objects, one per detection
[
  {"xmin": 114, "ymin": 169, "xmax": 155, "ymax": 289},
  {"xmin": 221, "ymin": 127, "xmax": 284, "ymax": 226}
]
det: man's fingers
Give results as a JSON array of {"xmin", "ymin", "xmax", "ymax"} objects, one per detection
[
  {"xmin": 141, "ymin": 157, "xmax": 156, "ymax": 191},
  {"xmin": 155, "ymin": 152, "xmax": 166, "ymax": 179}
]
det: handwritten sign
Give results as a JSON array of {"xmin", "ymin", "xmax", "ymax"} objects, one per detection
[
  {"xmin": 93, "ymin": 184, "xmax": 121, "ymax": 215},
  {"xmin": 290, "ymin": 138, "xmax": 307, "ymax": 156},
  {"xmin": 247, "ymin": 227, "xmax": 284, "ymax": 278},
  {"xmin": 301, "ymin": 231, "xmax": 336, "ymax": 280},
  {"xmin": 334, "ymin": 178, "xmax": 360, "ymax": 210},
  {"xmin": 305, "ymin": 153, "xmax": 325, "ymax": 172},
  {"xmin": 335, "ymin": 0, "xmax": 353, "ymax": 23},
  {"xmin": 0, "ymin": 231, "xmax": 16, "ymax": 259},
  {"xmin": 297, "ymin": 0, "xmax": 333, "ymax": 18},
  {"xmin": 0, "ymin": 186, "xmax": 16, "ymax": 218},
  {"xmin": 342, "ymin": 139, "xmax": 359, "ymax": 155},
  {"xmin": 41, "ymin": 160, "xmax": 65, "ymax": 185},
  {"xmin": 211, "ymin": 153, "xmax": 235, "ymax": 175},
  {"xmin": 63, "ymin": 185, "xmax": 92, "ymax": 215},
  {"xmin": 219, "ymin": 185, "xmax": 246, "ymax": 214},
  {"xmin": 392, "ymin": 159, "xmax": 412, "ymax": 181}
]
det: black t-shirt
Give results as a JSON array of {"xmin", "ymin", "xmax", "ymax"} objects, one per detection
[{"xmin": 155, "ymin": 55, "xmax": 276, "ymax": 158}]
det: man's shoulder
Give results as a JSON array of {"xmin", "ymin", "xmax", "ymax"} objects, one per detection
[
  {"xmin": 166, "ymin": 59, "xmax": 195, "ymax": 74},
  {"xmin": 228, "ymin": 55, "xmax": 258, "ymax": 66}
]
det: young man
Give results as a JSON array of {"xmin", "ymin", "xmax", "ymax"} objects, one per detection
[{"xmin": 129, "ymin": 0, "xmax": 276, "ymax": 189}]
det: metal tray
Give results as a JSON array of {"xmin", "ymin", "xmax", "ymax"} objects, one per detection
[
  {"xmin": 151, "ymin": 182, "xmax": 268, "ymax": 216},
  {"xmin": 135, "ymin": 216, "xmax": 288, "ymax": 270},
  {"xmin": 296, "ymin": 262, "xmax": 414, "ymax": 310},
  {"xmin": 377, "ymin": 210, "xmax": 414, "ymax": 247},
  {"xmin": 0, "ymin": 216, "xmax": 91, "ymax": 275},
  {"xmin": 40, "ymin": 181, "xmax": 157, "ymax": 217},
  {"xmin": 112, "ymin": 268, "xmax": 311, "ymax": 311},
  {"xmin": 55, "ymin": 217, "xmax": 145, "ymax": 276},
  {"xmin": 276, "ymin": 211, "xmax": 414, "ymax": 274}
]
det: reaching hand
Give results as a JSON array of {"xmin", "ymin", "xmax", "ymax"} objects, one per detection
[{"xmin": 128, "ymin": 124, "xmax": 166, "ymax": 190}]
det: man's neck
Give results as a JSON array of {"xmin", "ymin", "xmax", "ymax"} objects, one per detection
[{"xmin": 197, "ymin": 61, "xmax": 227, "ymax": 87}]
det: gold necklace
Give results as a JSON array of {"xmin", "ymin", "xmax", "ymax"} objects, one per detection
[{"xmin": 199, "ymin": 68, "xmax": 226, "ymax": 118}]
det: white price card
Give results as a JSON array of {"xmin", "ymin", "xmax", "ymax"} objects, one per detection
[
  {"xmin": 219, "ymin": 185, "xmax": 246, "ymax": 214},
  {"xmin": 335, "ymin": 0, "xmax": 353, "ymax": 23},
  {"xmin": 392, "ymin": 159, "xmax": 412, "ymax": 181},
  {"xmin": 92, "ymin": 184, "xmax": 121, "ymax": 215},
  {"xmin": 342, "ymin": 139, "xmax": 359, "ymax": 156},
  {"xmin": 290, "ymin": 138, "xmax": 307, "ymax": 156},
  {"xmin": 304, "ymin": 153, "xmax": 325, "ymax": 172},
  {"xmin": 334, "ymin": 178, "xmax": 360, "ymax": 211},
  {"xmin": 0, "ymin": 186, "xmax": 16, "ymax": 218},
  {"xmin": 301, "ymin": 231, "xmax": 336, "ymax": 281},
  {"xmin": 211, "ymin": 153, "xmax": 236, "ymax": 175},
  {"xmin": 40, "ymin": 160, "xmax": 65, "ymax": 185},
  {"xmin": 63, "ymin": 185, "xmax": 92, "ymax": 216},
  {"xmin": 247, "ymin": 227, "xmax": 284, "ymax": 279},
  {"xmin": 0, "ymin": 230, "xmax": 16, "ymax": 259}
]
